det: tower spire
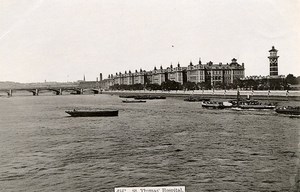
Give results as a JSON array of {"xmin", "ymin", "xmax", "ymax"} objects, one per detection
[{"xmin": 268, "ymin": 46, "xmax": 279, "ymax": 77}]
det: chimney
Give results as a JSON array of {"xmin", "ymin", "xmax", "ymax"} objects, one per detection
[{"xmin": 100, "ymin": 73, "xmax": 103, "ymax": 81}]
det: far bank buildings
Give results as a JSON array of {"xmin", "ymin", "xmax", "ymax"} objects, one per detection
[
  {"xmin": 98, "ymin": 58, "xmax": 245, "ymax": 89},
  {"xmin": 94, "ymin": 46, "xmax": 279, "ymax": 89}
]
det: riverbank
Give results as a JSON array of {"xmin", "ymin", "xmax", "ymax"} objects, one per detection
[{"xmin": 104, "ymin": 90, "xmax": 300, "ymax": 101}]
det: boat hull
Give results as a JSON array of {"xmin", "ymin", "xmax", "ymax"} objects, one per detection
[
  {"xmin": 184, "ymin": 98, "xmax": 210, "ymax": 102},
  {"xmin": 202, "ymin": 104, "xmax": 227, "ymax": 109},
  {"xmin": 134, "ymin": 95, "xmax": 166, "ymax": 100},
  {"xmin": 239, "ymin": 105, "xmax": 276, "ymax": 110},
  {"xmin": 275, "ymin": 108, "xmax": 300, "ymax": 115},
  {"xmin": 201, "ymin": 102, "xmax": 231, "ymax": 109},
  {"xmin": 65, "ymin": 110, "xmax": 119, "ymax": 117},
  {"xmin": 202, "ymin": 101, "xmax": 232, "ymax": 109},
  {"xmin": 122, "ymin": 100, "xmax": 146, "ymax": 103}
]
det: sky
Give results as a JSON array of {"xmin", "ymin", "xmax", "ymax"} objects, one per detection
[{"xmin": 0, "ymin": 0, "xmax": 299, "ymax": 83}]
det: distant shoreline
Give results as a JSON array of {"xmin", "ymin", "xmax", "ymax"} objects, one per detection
[
  {"xmin": 105, "ymin": 90, "xmax": 300, "ymax": 101},
  {"xmin": 1, "ymin": 89, "xmax": 299, "ymax": 101}
]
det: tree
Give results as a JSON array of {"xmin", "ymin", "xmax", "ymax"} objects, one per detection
[
  {"xmin": 286, "ymin": 74, "xmax": 297, "ymax": 85},
  {"xmin": 161, "ymin": 80, "xmax": 182, "ymax": 91},
  {"xmin": 227, "ymin": 83, "xmax": 235, "ymax": 90},
  {"xmin": 296, "ymin": 76, "xmax": 300, "ymax": 84},
  {"xmin": 110, "ymin": 84, "xmax": 120, "ymax": 90},
  {"xmin": 145, "ymin": 83, "xmax": 161, "ymax": 90},
  {"xmin": 214, "ymin": 81, "xmax": 226, "ymax": 89},
  {"xmin": 232, "ymin": 79, "xmax": 242, "ymax": 89},
  {"xmin": 131, "ymin": 83, "xmax": 144, "ymax": 90},
  {"xmin": 242, "ymin": 79, "xmax": 258, "ymax": 90},
  {"xmin": 269, "ymin": 78, "xmax": 284, "ymax": 90},
  {"xmin": 183, "ymin": 81, "xmax": 197, "ymax": 90},
  {"xmin": 197, "ymin": 81, "xmax": 211, "ymax": 90}
]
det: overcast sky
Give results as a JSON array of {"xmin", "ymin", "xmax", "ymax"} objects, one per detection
[{"xmin": 0, "ymin": 0, "xmax": 299, "ymax": 83}]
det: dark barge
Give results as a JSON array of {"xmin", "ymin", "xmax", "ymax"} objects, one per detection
[
  {"xmin": 275, "ymin": 106, "xmax": 300, "ymax": 115},
  {"xmin": 65, "ymin": 110, "xmax": 119, "ymax": 117}
]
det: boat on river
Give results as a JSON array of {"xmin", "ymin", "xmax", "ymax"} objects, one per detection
[
  {"xmin": 119, "ymin": 95, "xmax": 166, "ymax": 100},
  {"xmin": 201, "ymin": 101, "xmax": 232, "ymax": 109},
  {"xmin": 119, "ymin": 95, "xmax": 136, "ymax": 98},
  {"xmin": 134, "ymin": 95, "xmax": 166, "ymax": 100},
  {"xmin": 229, "ymin": 100, "xmax": 276, "ymax": 110},
  {"xmin": 275, "ymin": 106, "xmax": 300, "ymax": 115},
  {"xmin": 65, "ymin": 110, "xmax": 119, "ymax": 117},
  {"xmin": 239, "ymin": 102, "xmax": 276, "ymax": 110},
  {"xmin": 184, "ymin": 96, "xmax": 210, "ymax": 102},
  {"xmin": 229, "ymin": 89, "xmax": 276, "ymax": 110},
  {"xmin": 122, "ymin": 100, "xmax": 146, "ymax": 103}
]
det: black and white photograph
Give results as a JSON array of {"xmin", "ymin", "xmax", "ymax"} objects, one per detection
[{"xmin": 0, "ymin": 0, "xmax": 299, "ymax": 191}]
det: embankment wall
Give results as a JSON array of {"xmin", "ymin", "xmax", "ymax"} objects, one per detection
[{"xmin": 104, "ymin": 90, "xmax": 300, "ymax": 101}]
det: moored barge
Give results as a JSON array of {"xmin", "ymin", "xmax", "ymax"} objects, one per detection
[
  {"xmin": 275, "ymin": 106, "xmax": 300, "ymax": 115},
  {"xmin": 65, "ymin": 110, "xmax": 119, "ymax": 117}
]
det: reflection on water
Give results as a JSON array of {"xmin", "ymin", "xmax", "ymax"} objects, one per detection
[{"xmin": 0, "ymin": 94, "xmax": 299, "ymax": 192}]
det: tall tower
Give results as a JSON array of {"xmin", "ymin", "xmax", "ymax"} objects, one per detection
[{"xmin": 268, "ymin": 46, "xmax": 279, "ymax": 77}]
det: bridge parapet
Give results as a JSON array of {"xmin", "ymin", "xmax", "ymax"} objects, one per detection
[{"xmin": 0, "ymin": 86, "xmax": 102, "ymax": 96}]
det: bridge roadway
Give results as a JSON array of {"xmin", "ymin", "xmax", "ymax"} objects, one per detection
[{"xmin": 0, "ymin": 86, "xmax": 103, "ymax": 96}]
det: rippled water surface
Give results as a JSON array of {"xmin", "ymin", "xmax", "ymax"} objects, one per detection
[{"xmin": 0, "ymin": 94, "xmax": 299, "ymax": 192}]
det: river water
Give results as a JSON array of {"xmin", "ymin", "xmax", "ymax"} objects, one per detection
[{"xmin": 0, "ymin": 94, "xmax": 299, "ymax": 192}]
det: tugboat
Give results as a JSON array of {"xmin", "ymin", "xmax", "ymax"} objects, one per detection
[
  {"xmin": 65, "ymin": 109, "xmax": 119, "ymax": 117},
  {"xmin": 275, "ymin": 106, "xmax": 300, "ymax": 116},
  {"xmin": 230, "ymin": 89, "xmax": 276, "ymax": 110}
]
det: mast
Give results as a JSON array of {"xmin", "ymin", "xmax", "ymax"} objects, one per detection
[{"xmin": 237, "ymin": 86, "xmax": 240, "ymax": 107}]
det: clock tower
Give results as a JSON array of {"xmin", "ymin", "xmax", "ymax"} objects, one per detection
[{"xmin": 268, "ymin": 46, "xmax": 279, "ymax": 77}]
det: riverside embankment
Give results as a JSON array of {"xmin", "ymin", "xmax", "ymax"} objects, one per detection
[{"xmin": 105, "ymin": 89, "xmax": 300, "ymax": 101}]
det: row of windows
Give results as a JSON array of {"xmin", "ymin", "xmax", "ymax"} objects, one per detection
[
  {"xmin": 212, "ymin": 76, "xmax": 222, "ymax": 80},
  {"xmin": 115, "ymin": 73, "xmax": 243, "ymax": 83},
  {"xmin": 116, "ymin": 70, "xmax": 243, "ymax": 78}
]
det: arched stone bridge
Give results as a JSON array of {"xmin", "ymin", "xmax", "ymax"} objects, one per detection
[{"xmin": 0, "ymin": 86, "xmax": 103, "ymax": 96}]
